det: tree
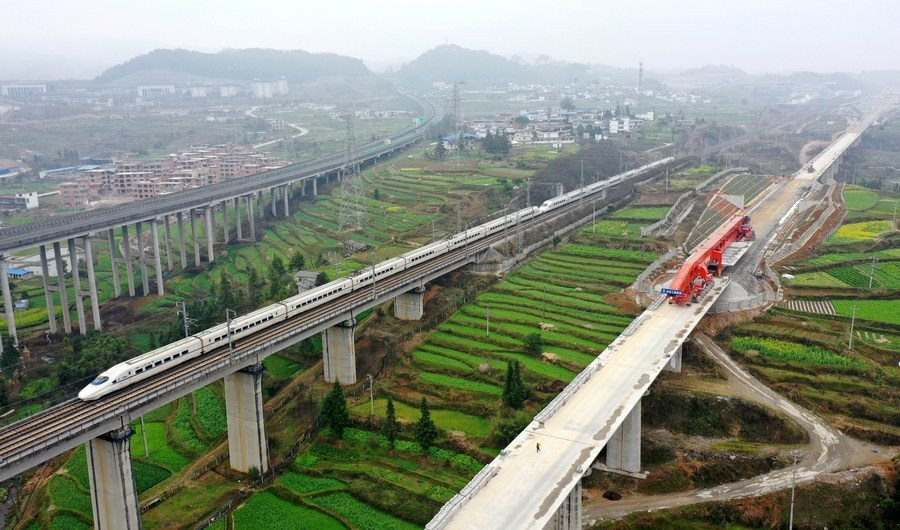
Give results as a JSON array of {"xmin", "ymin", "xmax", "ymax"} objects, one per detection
[
  {"xmin": 502, "ymin": 360, "xmax": 526, "ymax": 408},
  {"xmin": 373, "ymin": 188, "xmax": 381, "ymax": 201},
  {"xmin": 315, "ymin": 271, "xmax": 329, "ymax": 287},
  {"xmin": 268, "ymin": 255, "xmax": 289, "ymax": 299},
  {"xmin": 560, "ymin": 98, "xmax": 576, "ymax": 111},
  {"xmin": 320, "ymin": 381, "xmax": 350, "ymax": 438},
  {"xmin": 514, "ymin": 114, "xmax": 529, "ymax": 125},
  {"xmin": 433, "ymin": 140, "xmax": 447, "ymax": 160},
  {"xmin": 289, "ymin": 251, "xmax": 305, "ymax": 272},
  {"xmin": 523, "ymin": 333, "xmax": 543, "ymax": 355},
  {"xmin": 0, "ymin": 336, "xmax": 20, "ymax": 375},
  {"xmin": 247, "ymin": 266, "xmax": 265, "ymax": 308},
  {"xmin": 414, "ymin": 397, "xmax": 438, "ymax": 450},
  {"xmin": 384, "ymin": 396, "xmax": 399, "ymax": 449},
  {"xmin": 0, "ymin": 376, "xmax": 8, "ymax": 408},
  {"xmin": 218, "ymin": 274, "xmax": 237, "ymax": 312}
]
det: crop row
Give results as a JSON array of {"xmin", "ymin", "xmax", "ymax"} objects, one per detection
[{"xmin": 731, "ymin": 336, "xmax": 867, "ymax": 369}]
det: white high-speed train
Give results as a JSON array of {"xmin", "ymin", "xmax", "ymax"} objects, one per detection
[{"xmin": 78, "ymin": 157, "xmax": 674, "ymax": 400}]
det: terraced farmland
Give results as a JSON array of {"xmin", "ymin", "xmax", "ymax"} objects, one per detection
[{"xmin": 393, "ymin": 218, "xmax": 656, "ymax": 417}]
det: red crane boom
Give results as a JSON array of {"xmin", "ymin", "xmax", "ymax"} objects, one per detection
[{"xmin": 663, "ymin": 215, "xmax": 754, "ymax": 305}]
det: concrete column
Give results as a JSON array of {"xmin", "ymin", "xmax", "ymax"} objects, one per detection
[
  {"xmin": 665, "ymin": 344, "xmax": 682, "ymax": 373},
  {"xmin": 235, "ymin": 198, "xmax": 243, "ymax": 240},
  {"xmin": 53, "ymin": 241, "xmax": 72, "ymax": 333},
  {"xmin": 312, "ymin": 176, "xmax": 318, "ymax": 197},
  {"xmin": 247, "ymin": 195, "xmax": 256, "ymax": 240},
  {"xmin": 67, "ymin": 238, "xmax": 87, "ymax": 334},
  {"xmin": 82, "ymin": 236, "xmax": 101, "ymax": 331},
  {"xmin": 256, "ymin": 191, "xmax": 264, "ymax": 221},
  {"xmin": 224, "ymin": 363, "xmax": 270, "ymax": 474},
  {"xmin": 135, "ymin": 222, "xmax": 150, "ymax": 296},
  {"xmin": 190, "ymin": 209, "xmax": 201, "ymax": 267},
  {"xmin": 106, "ymin": 230, "xmax": 121, "ymax": 298},
  {"xmin": 606, "ymin": 399, "xmax": 641, "ymax": 474},
  {"xmin": 300, "ymin": 179, "xmax": 306, "ymax": 197},
  {"xmin": 150, "ymin": 219, "xmax": 164, "ymax": 296},
  {"xmin": 86, "ymin": 426, "xmax": 141, "ymax": 530},
  {"xmin": 282, "ymin": 184, "xmax": 289, "ymax": 217},
  {"xmin": 163, "ymin": 214, "xmax": 173, "ymax": 271},
  {"xmin": 120, "ymin": 225, "xmax": 136, "ymax": 297},
  {"xmin": 0, "ymin": 255, "xmax": 17, "ymax": 344},
  {"xmin": 177, "ymin": 211, "xmax": 188, "ymax": 269},
  {"xmin": 39, "ymin": 245, "xmax": 57, "ymax": 333},
  {"xmin": 222, "ymin": 201, "xmax": 230, "ymax": 243},
  {"xmin": 270, "ymin": 187, "xmax": 277, "ymax": 217},
  {"xmin": 394, "ymin": 286, "xmax": 425, "ymax": 320},
  {"xmin": 205, "ymin": 206, "xmax": 215, "ymax": 262},
  {"xmin": 544, "ymin": 481, "xmax": 582, "ymax": 530},
  {"xmin": 323, "ymin": 318, "xmax": 357, "ymax": 384}
]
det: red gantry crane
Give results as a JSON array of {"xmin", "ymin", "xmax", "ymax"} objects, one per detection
[{"xmin": 663, "ymin": 215, "xmax": 755, "ymax": 305}]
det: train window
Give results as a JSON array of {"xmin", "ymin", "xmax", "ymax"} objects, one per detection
[{"xmin": 136, "ymin": 367, "xmax": 144, "ymax": 373}]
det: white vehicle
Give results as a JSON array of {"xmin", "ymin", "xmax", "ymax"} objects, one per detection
[
  {"xmin": 351, "ymin": 257, "xmax": 406, "ymax": 289},
  {"xmin": 401, "ymin": 241, "xmax": 450, "ymax": 267},
  {"xmin": 193, "ymin": 303, "xmax": 288, "ymax": 350}
]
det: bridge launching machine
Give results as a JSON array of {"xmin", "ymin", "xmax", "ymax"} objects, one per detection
[{"xmin": 663, "ymin": 215, "xmax": 754, "ymax": 305}]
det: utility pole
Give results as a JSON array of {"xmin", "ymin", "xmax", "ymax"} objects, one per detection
[
  {"xmin": 140, "ymin": 415, "xmax": 149, "ymax": 458},
  {"xmin": 580, "ymin": 159, "xmax": 585, "ymax": 207},
  {"xmin": 868, "ymin": 258, "xmax": 878, "ymax": 289},
  {"xmin": 788, "ymin": 449, "xmax": 802, "ymax": 530},
  {"xmin": 371, "ymin": 250, "xmax": 377, "ymax": 301},
  {"xmin": 592, "ymin": 203, "xmax": 596, "ymax": 233},
  {"xmin": 526, "ymin": 179, "xmax": 532, "ymax": 208},
  {"xmin": 367, "ymin": 374, "xmax": 374, "ymax": 415},
  {"xmin": 485, "ymin": 309, "xmax": 491, "ymax": 336},
  {"xmin": 431, "ymin": 219, "xmax": 436, "ymax": 243},
  {"xmin": 226, "ymin": 308, "xmax": 237, "ymax": 353},
  {"xmin": 848, "ymin": 306, "xmax": 858, "ymax": 350},
  {"xmin": 665, "ymin": 168, "xmax": 669, "ymax": 191},
  {"xmin": 176, "ymin": 301, "xmax": 192, "ymax": 338},
  {"xmin": 456, "ymin": 203, "xmax": 462, "ymax": 232}
]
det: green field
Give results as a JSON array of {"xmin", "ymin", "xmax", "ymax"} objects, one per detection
[
  {"xmin": 831, "ymin": 299, "xmax": 900, "ymax": 326},
  {"xmin": 842, "ymin": 185, "xmax": 879, "ymax": 211},
  {"xmin": 827, "ymin": 220, "xmax": 894, "ymax": 245}
]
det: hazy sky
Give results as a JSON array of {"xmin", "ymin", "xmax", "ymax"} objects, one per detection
[{"xmin": 4, "ymin": 0, "xmax": 899, "ymax": 78}]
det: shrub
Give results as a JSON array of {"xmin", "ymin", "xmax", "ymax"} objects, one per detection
[
  {"xmin": 523, "ymin": 333, "xmax": 543, "ymax": 354},
  {"xmin": 414, "ymin": 398, "xmax": 438, "ymax": 450}
]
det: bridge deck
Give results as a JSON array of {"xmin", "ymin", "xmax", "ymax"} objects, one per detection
[{"xmin": 437, "ymin": 278, "xmax": 728, "ymax": 529}]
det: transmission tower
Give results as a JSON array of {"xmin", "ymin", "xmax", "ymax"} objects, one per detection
[
  {"xmin": 637, "ymin": 61, "xmax": 643, "ymax": 111},
  {"xmin": 337, "ymin": 110, "xmax": 367, "ymax": 231},
  {"xmin": 448, "ymin": 82, "xmax": 465, "ymax": 162}
]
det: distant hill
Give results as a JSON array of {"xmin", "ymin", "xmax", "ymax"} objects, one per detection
[
  {"xmin": 394, "ymin": 45, "xmax": 531, "ymax": 86},
  {"xmin": 394, "ymin": 45, "xmax": 600, "ymax": 87},
  {"xmin": 95, "ymin": 48, "xmax": 371, "ymax": 84}
]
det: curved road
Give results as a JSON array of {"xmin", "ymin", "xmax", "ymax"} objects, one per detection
[{"xmin": 583, "ymin": 332, "xmax": 887, "ymax": 523}]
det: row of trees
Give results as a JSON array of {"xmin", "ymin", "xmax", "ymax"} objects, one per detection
[{"xmin": 319, "ymin": 382, "xmax": 438, "ymax": 450}]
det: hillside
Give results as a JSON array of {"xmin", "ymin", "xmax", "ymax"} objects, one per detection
[
  {"xmin": 394, "ymin": 45, "xmax": 531, "ymax": 86},
  {"xmin": 95, "ymin": 48, "xmax": 371, "ymax": 85}
]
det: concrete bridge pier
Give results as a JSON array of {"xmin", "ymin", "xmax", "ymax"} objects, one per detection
[
  {"xmin": 665, "ymin": 344, "xmax": 682, "ymax": 373},
  {"xmin": 394, "ymin": 286, "xmax": 425, "ymax": 320},
  {"xmin": 53, "ymin": 241, "xmax": 72, "ymax": 333},
  {"xmin": 86, "ymin": 426, "xmax": 141, "ymax": 530},
  {"xmin": 82, "ymin": 235, "xmax": 102, "ymax": 330},
  {"xmin": 606, "ymin": 399, "xmax": 641, "ymax": 474},
  {"xmin": 224, "ymin": 363, "xmax": 270, "ymax": 474},
  {"xmin": 163, "ymin": 214, "xmax": 174, "ymax": 271},
  {"xmin": 221, "ymin": 201, "xmax": 230, "ymax": 243},
  {"xmin": 544, "ymin": 481, "xmax": 582, "ymax": 530},
  {"xmin": 323, "ymin": 317, "xmax": 357, "ymax": 384},
  {"xmin": 270, "ymin": 187, "xmax": 277, "ymax": 217},
  {"xmin": 67, "ymin": 238, "xmax": 87, "ymax": 334},
  {"xmin": 121, "ymin": 225, "xmax": 136, "ymax": 297},
  {"xmin": 312, "ymin": 176, "xmax": 318, "ymax": 197},
  {"xmin": 299, "ymin": 179, "xmax": 306, "ymax": 198},
  {"xmin": 282, "ymin": 184, "xmax": 290, "ymax": 217},
  {"xmin": 176, "ymin": 212, "xmax": 188, "ymax": 269},
  {"xmin": 0, "ymin": 254, "xmax": 17, "ymax": 344},
  {"xmin": 235, "ymin": 198, "xmax": 244, "ymax": 240},
  {"xmin": 105, "ymin": 230, "xmax": 121, "ymax": 298},
  {"xmin": 150, "ymin": 219, "xmax": 164, "ymax": 296},
  {"xmin": 38, "ymin": 245, "xmax": 58, "ymax": 333},
  {"xmin": 204, "ymin": 206, "xmax": 215, "ymax": 262},
  {"xmin": 190, "ymin": 209, "xmax": 201, "ymax": 267},
  {"xmin": 247, "ymin": 195, "xmax": 256, "ymax": 240},
  {"xmin": 256, "ymin": 191, "xmax": 264, "ymax": 221},
  {"xmin": 135, "ymin": 222, "xmax": 150, "ymax": 296}
]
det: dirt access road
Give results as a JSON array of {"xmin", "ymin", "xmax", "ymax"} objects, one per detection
[{"xmin": 583, "ymin": 332, "xmax": 889, "ymax": 522}]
